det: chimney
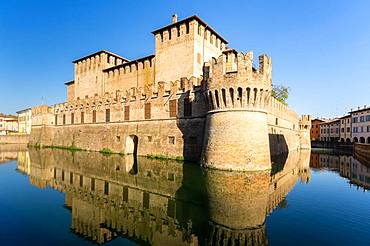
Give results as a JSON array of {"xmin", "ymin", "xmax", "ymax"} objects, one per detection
[{"xmin": 172, "ymin": 14, "xmax": 178, "ymax": 24}]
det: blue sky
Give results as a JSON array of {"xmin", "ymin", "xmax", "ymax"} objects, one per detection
[{"xmin": 1, "ymin": 0, "xmax": 369, "ymax": 118}]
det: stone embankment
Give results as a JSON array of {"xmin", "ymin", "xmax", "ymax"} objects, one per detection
[
  {"xmin": 0, "ymin": 134, "xmax": 30, "ymax": 144},
  {"xmin": 354, "ymin": 143, "xmax": 370, "ymax": 166}
]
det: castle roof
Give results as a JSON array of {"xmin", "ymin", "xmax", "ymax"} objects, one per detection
[
  {"xmin": 103, "ymin": 54, "xmax": 155, "ymax": 73},
  {"xmin": 72, "ymin": 50, "xmax": 129, "ymax": 64},
  {"xmin": 64, "ymin": 80, "xmax": 74, "ymax": 85},
  {"xmin": 152, "ymin": 15, "xmax": 228, "ymax": 44}
]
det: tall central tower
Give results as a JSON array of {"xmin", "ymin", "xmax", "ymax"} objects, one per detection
[
  {"xmin": 201, "ymin": 50, "xmax": 273, "ymax": 171},
  {"xmin": 152, "ymin": 15, "xmax": 227, "ymax": 82}
]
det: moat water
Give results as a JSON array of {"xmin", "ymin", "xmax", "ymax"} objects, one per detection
[{"xmin": 0, "ymin": 147, "xmax": 370, "ymax": 246}]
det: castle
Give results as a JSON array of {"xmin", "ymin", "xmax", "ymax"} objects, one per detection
[{"xmin": 29, "ymin": 15, "xmax": 311, "ymax": 171}]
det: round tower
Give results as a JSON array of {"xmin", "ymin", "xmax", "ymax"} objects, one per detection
[{"xmin": 201, "ymin": 51, "xmax": 272, "ymax": 171}]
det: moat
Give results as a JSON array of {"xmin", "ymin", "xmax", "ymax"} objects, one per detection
[{"xmin": 0, "ymin": 147, "xmax": 370, "ymax": 245}]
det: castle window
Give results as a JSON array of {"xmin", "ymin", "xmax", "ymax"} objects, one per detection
[
  {"xmin": 143, "ymin": 192, "xmax": 150, "ymax": 209},
  {"xmin": 184, "ymin": 97, "xmax": 192, "ymax": 117},
  {"xmin": 63, "ymin": 114, "xmax": 66, "ymax": 125},
  {"xmin": 53, "ymin": 169, "xmax": 56, "ymax": 179},
  {"xmin": 70, "ymin": 173, "xmax": 73, "ymax": 184},
  {"xmin": 81, "ymin": 112, "xmax": 84, "ymax": 123},
  {"xmin": 105, "ymin": 109, "xmax": 110, "ymax": 122},
  {"xmin": 177, "ymin": 26, "xmax": 180, "ymax": 37},
  {"xmin": 104, "ymin": 181, "xmax": 109, "ymax": 195},
  {"xmin": 92, "ymin": 110, "xmax": 96, "ymax": 123},
  {"xmin": 168, "ymin": 29, "xmax": 171, "ymax": 40},
  {"xmin": 275, "ymin": 118, "xmax": 279, "ymax": 125},
  {"xmin": 122, "ymin": 186, "xmax": 128, "ymax": 202},
  {"xmin": 124, "ymin": 106, "xmax": 130, "ymax": 121},
  {"xmin": 168, "ymin": 136, "xmax": 175, "ymax": 144},
  {"xmin": 79, "ymin": 175, "xmax": 83, "ymax": 187},
  {"xmin": 147, "ymin": 135, "xmax": 152, "ymax": 142},
  {"xmin": 62, "ymin": 170, "xmax": 65, "ymax": 181},
  {"xmin": 167, "ymin": 173, "xmax": 175, "ymax": 181},
  {"xmin": 91, "ymin": 178, "xmax": 95, "ymax": 191},
  {"xmin": 185, "ymin": 22, "xmax": 189, "ymax": 34},
  {"xmin": 55, "ymin": 115, "xmax": 58, "ymax": 125},
  {"xmin": 71, "ymin": 113, "xmax": 74, "ymax": 124},
  {"xmin": 169, "ymin": 99, "xmax": 177, "ymax": 118},
  {"xmin": 145, "ymin": 103, "xmax": 151, "ymax": 119},
  {"xmin": 85, "ymin": 95, "xmax": 88, "ymax": 99},
  {"xmin": 116, "ymin": 135, "xmax": 120, "ymax": 142}
]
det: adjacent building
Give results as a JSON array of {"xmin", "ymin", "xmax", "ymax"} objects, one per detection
[
  {"xmin": 310, "ymin": 118, "xmax": 325, "ymax": 141},
  {"xmin": 350, "ymin": 106, "xmax": 370, "ymax": 143},
  {"xmin": 320, "ymin": 119, "xmax": 340, "ymax": 142},
  {"xmin": 16, "ymin": 108, "xmax": 32, "ymax": 134},
  {"xmin": 339, "ymin": 114, "xmax": 351, "ymax": 143},
  {"xmin": 0, "ymin": 113, "xmax": 18, "ymax": 135}
]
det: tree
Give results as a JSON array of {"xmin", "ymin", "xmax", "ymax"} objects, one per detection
[{"xmin": 272, "ymin": 85, "xmax": 289, "ymax": 105}]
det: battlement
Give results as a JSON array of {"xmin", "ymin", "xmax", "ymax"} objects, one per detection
[
  {"xmin": 206, "ymin": 50, "xmax": 272, "ymax": 89},
  {"xmin": 299, "ymin": 114, "xmax": 312, "ymax": 129},
  {"xmin": 103, "ymin": 55, "xmax": 155, "ymax": 75},
  {"xmin": 203, "ymin": 51, "xmax": 273, "ymax": 112},
  {"xmin": 153, "ymin": 15, "xmax": 227, "ymax": 50}
]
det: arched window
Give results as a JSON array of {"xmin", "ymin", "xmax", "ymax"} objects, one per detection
[
  {"xmin": 353, "ymin": 137, "xmax": 358, "ymax": 143},
  {"xmin": 360, "ymin": 137, "xmax": 365, "ymax": 143}
]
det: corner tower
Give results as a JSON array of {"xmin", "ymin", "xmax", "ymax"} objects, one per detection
[
  {"xmin": 152, "ymin": 15, "xmax": 227, "ymax": 82},
  {"xmin": 201, "ymin": 50, "xmax": 273, "ymax": 171}
]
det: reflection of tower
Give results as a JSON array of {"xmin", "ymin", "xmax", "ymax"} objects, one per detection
[
  {"xmin": 201, "ymin": 51, "xmax": 273, "ymax": 171},
  {"xmin": 205, "ymin": 169, "xmax": 270, "ymax": 245}
]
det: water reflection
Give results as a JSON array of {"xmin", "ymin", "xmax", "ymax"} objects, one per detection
[
  {"xmin": 0, "ymin": 144, "xmax": 27, "ymax": 164},
  {"xmin": 15, "ymin": 148, "xmax": 311, "ymax": 245},
  {"xmin": 310, "ymin": 151, "xmax": 370, "ymax": 190}
]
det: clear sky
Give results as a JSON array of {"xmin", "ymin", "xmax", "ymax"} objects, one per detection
[{"xmin": 1, "ymin": 0, "xmax": 369, "ymax": 118}]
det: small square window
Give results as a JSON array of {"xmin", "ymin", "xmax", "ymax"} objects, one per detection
[
  {"xmin": 168, "ymin": 136, "xmax": 175, "ymax": 144},
  {"xmin": 147, "ymin": 136, "xmax": 152, "ymax": 142}
]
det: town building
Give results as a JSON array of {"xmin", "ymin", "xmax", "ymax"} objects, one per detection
[
  {"xmin": 310, "ymin": 118, "xmax": 325, "ymax": 141},
  {"xmin": 28, "ymin": 15, "xmax": 311, "ymax": 171},
  {"xmin": 339, "ymin": 114, "xmax": 351, "ymax": 143},
  {"xmin": 0, "ymin": 113, "xmax": 18, "ymax": 135},
  {"xmin": 350, "ymin": 106, "xmax": 370, "ymax": 143},
  {"xmin": 320, "ymin": 119, "xmax": 340, "ymax": 142},
  {"xmin": 17, "ymin": 108, "xmax": 32, "ymax": 134}
]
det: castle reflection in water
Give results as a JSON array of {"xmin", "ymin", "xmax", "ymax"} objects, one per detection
[{"xmin": 15, "ymin": 148, "xmax": 312, "ymax": 245}]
